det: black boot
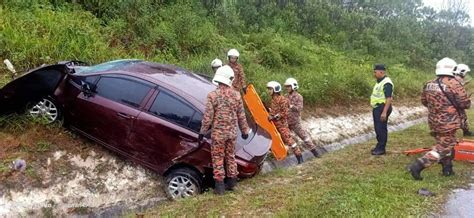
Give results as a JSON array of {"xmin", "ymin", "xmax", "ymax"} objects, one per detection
[
  {"xmin": 441, "ymin": 158, "xmax": 455, "ymax": 176},
  {"xmin": 310, "ymin": 149, "xmax": 321, "ymax": 158},
  {"xmin": 408, "ymin": 160, "xmax": 425, "ymax": 180},
  {"xmin": 214, "ymin": 181, "xmax": 225, "ymax": 195},
  {"xmin": 225, "ymin": 177, "xmax": 238, "ymax": 191},
  {"xmin": 296, "ymin": 154, "xmax": 304, "ymax": 164}
]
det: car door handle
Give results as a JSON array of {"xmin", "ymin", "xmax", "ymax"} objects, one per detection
[{"xmin": 117, "ymin": 112, "xmax": 132, "ymax": 119}]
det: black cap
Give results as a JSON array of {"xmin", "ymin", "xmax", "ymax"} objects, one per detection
[{"xmin": 374, "ymin": 64, "xmax": 386, "ymax": 71}]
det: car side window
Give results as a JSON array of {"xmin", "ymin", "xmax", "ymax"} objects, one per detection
[
  {"xmin": 189, "ymin": 112, "xmax": 203, "ymax": 132},
  {"xmin": 150, "ymin": 90, "xmax": 199, "ymax": 131},
  {"xmin": 95, "ymin": 76, "xmax": 152, "ymax": 108}
]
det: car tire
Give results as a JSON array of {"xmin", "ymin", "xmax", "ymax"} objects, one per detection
[
  {"xmin": 165, "ymin": 168, "xmax": 203, "ymax": 200},
  {"xmin": 27, "ymin": 96, "xmax": 63, "ymax": 124}
]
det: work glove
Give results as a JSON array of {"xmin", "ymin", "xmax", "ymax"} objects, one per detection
[
  {"xmin": 198, "ymin": 133, "xmax": 204, "ymax": 144},
  {"xmin": 242, "ymin": 86, "xmax": 247, "ymax": 94},
  {"xmin": 268, "ymin": 115, "xmax": 275, "ymax": 121},
  {"xmin": 268, "ymin": 114, "xmax": 280, "ymax": 121}
]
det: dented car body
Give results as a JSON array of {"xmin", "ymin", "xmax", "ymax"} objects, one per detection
[
  {"xmin": 0, "ymin": 60, "xmax": 271, "ymax": 198},
  {"xmin": 0, "ymin": 63, "xmax": 70, "ymax": 115}
]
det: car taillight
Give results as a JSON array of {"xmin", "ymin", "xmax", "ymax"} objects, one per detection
[{"xmin": 236, "ymin": 159, "xmax": 258, "ymax": 174}]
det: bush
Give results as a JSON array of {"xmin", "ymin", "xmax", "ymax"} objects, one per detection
[{"xmin": 0, "ymin": 1, "xmax": 434, "ymax": 107}]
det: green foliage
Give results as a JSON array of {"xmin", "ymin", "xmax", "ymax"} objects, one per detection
[
  {"xmin": 0, "ymin": 4, "xmax": 125, "ymax": 69},
  {"xmin": 1, "ymin": 0, "xmax": 470, "ymax": 105},
  {"xmin": 36, "ymin": 141, "xmax": 52, "ymax": 152}
]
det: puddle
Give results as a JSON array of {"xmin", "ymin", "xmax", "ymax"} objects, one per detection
[{"xmin": 442, "ymin": 175, "xmax": 474, "ymax": 217}]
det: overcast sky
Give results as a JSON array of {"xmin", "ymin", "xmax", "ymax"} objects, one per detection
[{"xmin": 423, "ymin": 0, "xmax": 474, "ymax": 25}]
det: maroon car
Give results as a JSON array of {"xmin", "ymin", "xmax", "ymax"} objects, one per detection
[{"xmin": 0, "ymin": 60, "xmax": 271, "ymax": 199}]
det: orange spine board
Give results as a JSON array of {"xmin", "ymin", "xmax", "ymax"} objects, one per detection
[{"xmin": 242, "ymin": 84, "xmax": 287, "ymax": 160}]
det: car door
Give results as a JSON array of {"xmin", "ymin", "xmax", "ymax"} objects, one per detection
[
  {"xmin": 71, "ymin": 74, "xmax": 154, "ymax": 153},
  {"xmin": 59, "ymin": 74, "xmax": 99, "ymax": 124},
  {"xmin": 128, "ymin": 88, "xmax": 203, "ymax": 172}
]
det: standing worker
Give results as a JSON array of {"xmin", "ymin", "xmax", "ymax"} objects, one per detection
[
  {"xmin": 408, "ymin": 57, "xmax": 471, "ymax": 180},
  {"xmin": 284, "ymin": 78, "xmax": 322, "ymax": 158},
  {"xmin": 370, "ymin": 64, "xmax": 394, "ymax": 155},
  {"xmin": 227, "ymin": 48, "xmax": 246, "ymax": 91},
  {"xmin": 200, "ymin": 65, "xmax": 251, "ymax": 195},
  {"xmin": 267, "ymin": 81, "xmax": 304, "ymax": 164},
  {"xmin": 453, "ymin": 64, "xmax": 473, "ymax": 136}
]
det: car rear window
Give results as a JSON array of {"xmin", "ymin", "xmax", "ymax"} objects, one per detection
[{"xmin": 149, "ymin": 89, "xmax": 201, "ymax": 132}]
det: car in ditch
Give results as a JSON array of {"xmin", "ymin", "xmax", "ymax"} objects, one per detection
[{"xmin": 0, "ymin": 59, "xmax": 271, "ymax": 199}]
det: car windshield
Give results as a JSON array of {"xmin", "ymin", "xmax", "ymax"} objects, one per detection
[{"xmin": 74, "ymin": 59, "xmax": 143, "ymax": 75}]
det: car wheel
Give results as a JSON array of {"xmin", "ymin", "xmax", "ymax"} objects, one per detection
[
  {"xmin": 165, "ymin": 168, "xmax": 202, "ymax": 200},
  {"xmin": 28, "ymin": 97, "xmax": 62, "ymax": 124}
]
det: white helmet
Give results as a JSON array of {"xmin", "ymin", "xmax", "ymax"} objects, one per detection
[
  {"xmin": 211, "ymin": 58, "xmax": 223, "ymax": 68},
  {"xmin": 227, "ymin": 49, "xmax": 240, "ymax": 58},
  {"xmin": 436, "ymin": 57, "xmax": 457, "ymax": 76},
  {"xmin": 266, "ymin": 81, "xmax": 282, "ymax": 93},
  {"xmin": 284, "ymin": 78, "xmax": 299, "ymax": 90},
  {"xmin": 456, "ymin": 63, "xmax": 470, "ymax": 77},
  {"xmin": 212, "ymin": 65, "xmax": 234, "ymax": 86}
]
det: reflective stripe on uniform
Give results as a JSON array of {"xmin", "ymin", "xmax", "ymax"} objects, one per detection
[{"xmin": 370, "ymin": 77, "xmax": 394, "ymax": 108}]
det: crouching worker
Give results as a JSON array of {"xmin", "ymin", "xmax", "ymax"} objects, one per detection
[
  {"xmin": 199, "ymin": 65, "xmax": 251, "ymax": 195},
  {"xmin": 408, "ymin": 57, "xmax": 471, "ymax": 180},
  {"xmin": 284, "ymin": 78, "xmax": 322, "ymax": 158},
  {"xmin": 266, "ymin": 81, "xmax": 304, "ymax": 164}
]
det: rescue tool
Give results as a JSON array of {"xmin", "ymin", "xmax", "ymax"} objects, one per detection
[{"xmin": 403, "ymin": 139, "xmax": 474, "ymax": 163}]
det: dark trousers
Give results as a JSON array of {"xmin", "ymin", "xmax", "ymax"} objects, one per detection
[{"xmin": 373, "ymin": 104, "xmax": 392, "ymax": 151}]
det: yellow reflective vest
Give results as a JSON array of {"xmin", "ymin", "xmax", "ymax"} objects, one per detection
[{"xmin": 370, "ymin": 77, "xmax": 393, "ymax": 108}]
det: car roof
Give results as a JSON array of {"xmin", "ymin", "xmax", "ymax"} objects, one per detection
[{"xmin": 118, "ymin": 60, "xmax": 216, "ymax": 108}]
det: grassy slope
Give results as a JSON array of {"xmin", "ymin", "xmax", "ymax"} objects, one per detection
[
  {"xmin": 0, "ymin": 5, "xmax": 432, "ymax": 105},
  {"xmin": 144, "ymin": 114, "xmax": 474, "ymax": 217}
]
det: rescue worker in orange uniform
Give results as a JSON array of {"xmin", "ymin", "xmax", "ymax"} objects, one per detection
[
  {"xmin": 284, "ymin": 78, "xmax": 322, "ymax": 157},
  {"xmin": 200, "ymin": 65, "xmax": 251, "ymax": 194},
  {"xmin": 267, "ymin": 81, "xmax": 304, "ymax": 164},
  {"xmin": 227, "ymin": 49, "xmax": 246, "ymax": 91},
  {"xmin": 408, "ymin": 57, "xmax": 471, "ymax": 180},
  {"xmin": 453, "ymin": 63, "xmax": 473, "ymax": 136}
]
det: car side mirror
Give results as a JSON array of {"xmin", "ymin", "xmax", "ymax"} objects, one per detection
[{"xmin": 81, "ymin": 81, "xmax": 94, "ymax": 97}]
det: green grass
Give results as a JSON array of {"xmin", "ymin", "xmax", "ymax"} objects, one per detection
[
  {"xmin": 145, "ymin": 115, "xmax": 474, "ymax": 216},
  {"xmin": 36, "ymin": 141, "xmax": 52, "ymax": 152}
]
